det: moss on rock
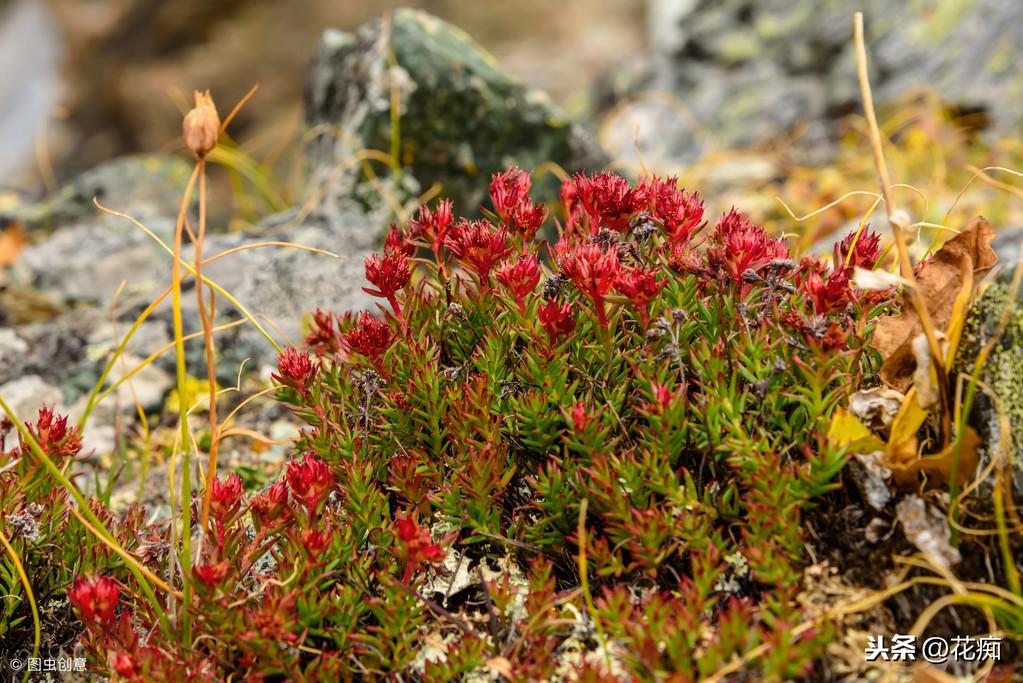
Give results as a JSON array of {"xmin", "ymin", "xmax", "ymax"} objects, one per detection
[{"xmin": 953, "ymin": 274, "xmax": 1023, "ymax": 497}]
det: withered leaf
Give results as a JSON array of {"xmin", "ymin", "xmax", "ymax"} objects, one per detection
[
  {"xmin": 884, "ymin": 425, "xmax": 980, "ymax": 489},
  {"xmin": 872, "ymin": 217, "xmax": 997, "ymax": 391}
]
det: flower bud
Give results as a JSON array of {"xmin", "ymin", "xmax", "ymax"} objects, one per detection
[{"xmin": 182, "ymin": 90, "xmax": 220, "ymax": 158}]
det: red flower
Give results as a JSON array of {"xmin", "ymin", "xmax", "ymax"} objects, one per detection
[
  {"xmin": 643, "ymin": 383, "xmax": 675, "ymax": 414},
  {"xmin": 408, "ymin": 199, "xmax": 454, "ymax": 253},
  {"xmin": 555, "ymin": 241, "xmax": 622, "ymax": 328},
  {"xmin": 209, "ymin": 473, "xmax": 244, "ymax": 522},
  {"xmin": 616, "ymin": 266, "xmax": 666, "ymax": 329},
  {"xmin": 640, "ymin": 176, "xmax": 704, "ymax": 243},
  {"xmin": 821, "ymin": 321, "xmax": 850, "ymax": 351},
  {"xmin": 495, "ymin": 253, "xmax": 542, "ymax": 314},
  {"xmin": 343, "ymin": 312, "xmax": 394, "ymax": 361},
  {"xmin": 445, "ymin": 218, "xmax": 512, "ymax": 284},
  {"xmin": 575, "ymin": 171, "xmax": 645, "ymax": 232},
  {"xmin": 490, "ymin": 167, "xmax": 532, "ymax": 222},
  {"xmin": 251, "ymin": 481, "xmax": 289, "ymax": 527},
  {"xmin": 193, "ymin": 562, "xmax": 229, "ymax": 589},
  {"xmin": 510, "ymin": 201, "xmax": 548, "ymax": 243},
  {"xmin": 112, "ymin": 653, "xmax": 138, "ymax": 678},
  {"xmin": 561, "ymin": 175, "xmax": 585, "ymax": 232},
  {"xmin": 384, "ymin": 223, "xmax": 416, "ymax": 257},
  {"xmin": 834, "ymin": 227, "xmax": 882, "ymax": 270},
  {"xmin": 537, "ymin": 300, "xmax": 576, "ymax": 346},
  {"xmin": 286, "ymin": 453, "xmax": 334, "ymax": 515},
  {"xmin": 301, "ymin": 527, "xmax": 333, "ymax": 555},
  {"xmin": 490, "ymin": 167, "xmax": 547, "ymax": 241},
  {"xmin": 570, "ymin": 403, "xmax": 591, "ymax": 431},
  {"xmin": 272, "ymin": 347, "xmax": 316, "ymax": 396},
  {"xmin": 244, "ymin": 590, "xmax": 299, "ymax": 643},
  {"xmin": 23, "ymin": 406, "xmax": 81, "ymax": 461},
  {"xmin": 707, "ymin": 210, "xmax": 789, "ymax": 294},
  {"xmin": 798, "ymin": 266, "xmax": 851, "ymax": 315},
  {"xmin": 667, "ymin": 241, "xmax": 705, "ymax": 274},
  {"xmin": 305, "ymin": 308, "xmax": 340, "ymax": 355},
  {"xmin": 363, "ymin": 250, "xmax": 411, "ymax": 324},
  {"xmin": 68, "ymin": 575, "xmax": 119, "ymax": 625},
  {"xmin": 395, "ymin": 515, "xmax": 444, "ymax": 582}
]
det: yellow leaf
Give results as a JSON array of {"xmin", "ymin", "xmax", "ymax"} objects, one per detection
[
  {"xmin": 943, "ymin": 254, "xmax": 974, "ymax": 365},
  {"xmin": 828, "ymin": 408, "xmax": 885, "ymax": 453},
  {"xmin": 888, "ymin": 387, "xmax": 928, "ymax": 446},
  {"xmin": 885, "ymin": 427, "xmax": 980, "ymax": 489}
]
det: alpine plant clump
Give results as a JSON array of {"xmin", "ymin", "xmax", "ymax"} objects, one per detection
[{"xmin": 47, "ymin": 168, "xmax": 893, "ymax": 680}]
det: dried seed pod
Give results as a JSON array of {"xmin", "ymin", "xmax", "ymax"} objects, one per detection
[{"xmin": 183, "ymin": 90, "xmax": 220, "ymax": 158}]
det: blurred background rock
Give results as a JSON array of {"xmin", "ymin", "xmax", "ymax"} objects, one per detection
[{"xmin": 0, "ymin": 0, "xmax": 644, "ymax": 194}]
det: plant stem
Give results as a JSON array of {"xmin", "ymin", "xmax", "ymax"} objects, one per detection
[
  {"xmin": 197, "ymin": 159, "xmax": 222, "ymax": 535},
  {"xmin": 171, "ymin": 165, "xmax": 200, "ymax": 646},
  {"xmin": 853, "ymin": 12, "xmax": 950, "ymax": 443}
]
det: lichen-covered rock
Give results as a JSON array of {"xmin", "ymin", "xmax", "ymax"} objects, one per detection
[
  {"xmin": 600, "ymin": 0, "xmax": 1023, "ymax": 168},
  {"xmin": 303, "ymin": 8, "xmax": 608, "ymax": 214},
  {"xmin": 953, "ymin": 271, "xmax": 1023, "ymax": 498}
]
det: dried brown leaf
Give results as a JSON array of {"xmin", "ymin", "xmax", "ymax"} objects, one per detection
[{"xmin": 872, "ymin": 217, "xmax": 997, "ymax": 391}]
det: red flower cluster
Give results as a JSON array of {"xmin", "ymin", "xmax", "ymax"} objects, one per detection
[
  {"xmin": 23, "ymin": 406, "xmax": 82, "ymax": 461},
  {"xmin": 489, "ymin": 167, "xmax": 547, "ymax": 241},
  {"xmin": 364, "ymin": 251, "xmax": 412, "ymax": 300},
  {"xmin": 273, "ymin": 348, "xmax": 316, "ymax": 397},
  {"xmin": 68, "ymin": 574, "xmax": 119, "ymax": 624},
  {"xmin": 300, "ymin": 527, "xmax": 333, "ymax": 555},
  {"xmin": 394, "ymin": 515, "xmax": 444, "ymax": 582},
  {"xmin": 569, "ymin": 171, "xmax": 646, "ymax": 232},
  {"xmin": 305, "ymin": 309, "xmax": 340, "ymax": 355},
  {"xmin": 343, "ymin": 312, "xmax": 395, "ymax": 361},
  {"xmin": 798, "ymin": 266, "xmax": 851, "ymax": 315},
  {"xmin": 251, "ymin": 481, "xmax": 289, "ymax": 528},
  {"xmin": 640, "ymin": 176, "xmax": 705, "ymax": 244},
  {"xmin": 495, "ymin": 253, "xmax": 542, "ymax": 314},
  {"xmin": 194, "ymin": 561, "xmax": 229, "ymax": 589},
  {"xmin": 555, "ymin": 241, "xmax": 622, "ymax": 328},
  {"xmin": 445, "ymin": 218, "xmax": 511, "ymax": 284},
  {"xmin": 112, "ymin": 653, "xmax": 138, "ymax": 678},
  {"xmin": 384, "ymin": 223, "xmax": 416, "ymax": 258},
  {"xmin": 706, "ymin": 210, "xmax": 789, "ymax": 295},
  {"xmin": 569, "ymin": 403, "xmax": 591, "ymax": 431},
  {"xmin": 209, "ymin": 473, "xmax": 244, "ymax": 523},
  {"xmin": 617, "ymin": 266, "xmax": 666, "ymax": 329},
  {"xmin": 537, "ymin": 300, "xmax": 576, "ymax": 346},
  {"xmin": 834, "ymin": 228, "xmax": 882, "ymax": 270},
  {"xmin": 408, "ymin": 199, "xmax": 454, "ymax": 258},
  {"xmin": 286, "ymin": 453, "xmax": 334, "ymax": 516},
  {"xmin": 490, "ymin": 167, "xmax": 532, "ymax": 223}
]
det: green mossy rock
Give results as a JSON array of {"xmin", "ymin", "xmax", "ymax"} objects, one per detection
[
  {"xmin": 303, "ymin": 8, "xmax": 607, "ymax": 216},
  {"xmin": 953, "ymin": 271, "xmax": 1023, "ymax": 498}
]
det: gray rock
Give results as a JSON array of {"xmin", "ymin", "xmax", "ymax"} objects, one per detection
[
  {"xmin": 952, "ymin": 269, "xmax": 1023, "ymax": 498},
  {"xmin": 6, "ymin": 155, "xmax": 191, "ymax": 232},
  {"xmin": 598, "ymin": 0, "xmax": 1023, "ymax": 168},
  {"xmin": 304, "ymin": 8, "xmax": 608, "ymax": 215},
  {"xmin": 0, "ymin": 374, "xmax": 64, "ymax": 423},
  {"xmin": 5, "ymin": 156, "xmax": 189, "ymax": 312}
]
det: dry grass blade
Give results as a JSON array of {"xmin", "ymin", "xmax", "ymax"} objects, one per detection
[{"xmin": 854, "ymin": 12, "xmax": 951, "ymax": 442}]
